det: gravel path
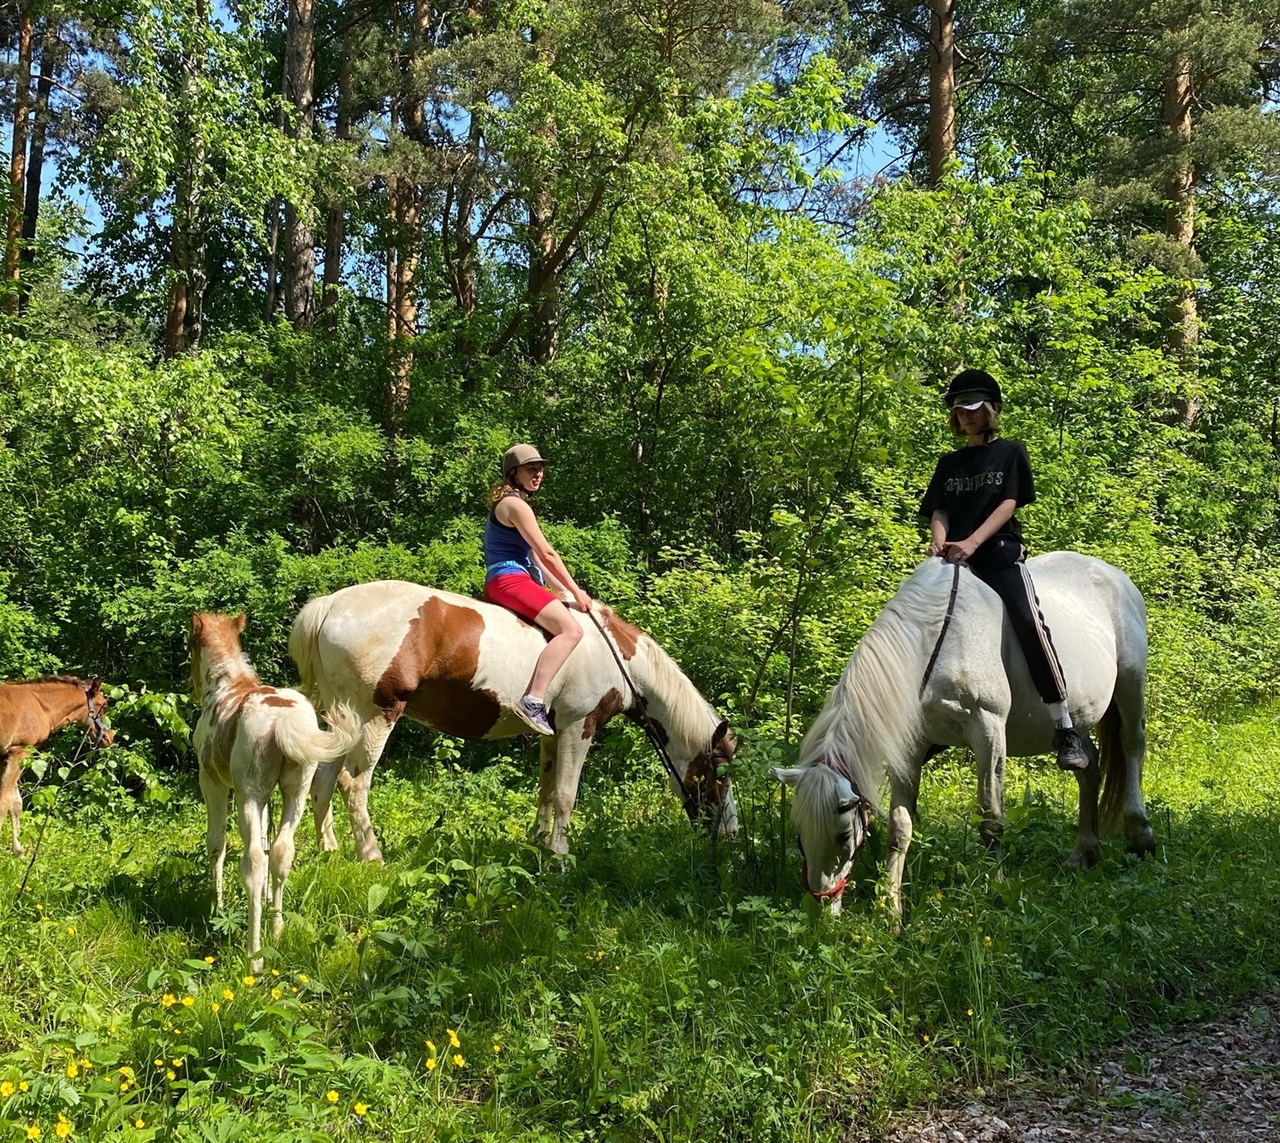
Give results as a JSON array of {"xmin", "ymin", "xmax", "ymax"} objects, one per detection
[{"xmin": 875, "ymin": 993, "xmax": 1279, "ymax": 1143}]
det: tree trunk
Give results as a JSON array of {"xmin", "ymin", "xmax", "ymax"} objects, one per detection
[
  {"xmin": 928, "ymin": 0, "xmax": 956, "ymax": 187},
  {"xmin": 527, "ymin": 188, "xmax": 559, "ymax": 364},
  {"xmin": 283, "ymin": 0, "xmax": 317, "ymax": 328},
  {"xmin": 4, "ymin": 3, "xmax": 34, "ymax": 316},
  {"xmin": 452, "ymin": 112, "xmax": 481, "ymax": 386},
  {"xmin": 321, "ymin": 19, "xmax": 354, "ymax": 325},
  {"xmin": 18, "ymin": 18, "xmax": 63, "ymax": 313},
  {"xmin": 1163, "ymin": 50, "xmax": 1199, "ymax": 422},
  {"xmin": 385, "ymin": 0, "xmax": 428, "ymax": 434}
]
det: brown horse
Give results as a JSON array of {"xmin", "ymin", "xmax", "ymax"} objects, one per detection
[{"xmin": 0, "ymin": 676, "xmax": 113, "ymax": 855}]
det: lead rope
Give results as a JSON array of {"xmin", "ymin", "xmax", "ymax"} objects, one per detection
[
  {"xmin": 584, "ymin": 609, "xmax": 700, "ymax": 821},
  {"xmin": 919, "ymin": 561, "xmax": 962, "ymax": 696}
]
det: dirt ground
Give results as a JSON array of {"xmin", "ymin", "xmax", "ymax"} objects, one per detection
[{"xmin": 874, "ymin": 992, "xmax": 1279, "ymax": 1143}]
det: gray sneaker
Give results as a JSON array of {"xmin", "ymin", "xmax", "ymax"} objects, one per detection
[
  {"xmin": 513, "ymin": 695, "xmax": 554, "ymax": 736},
  {"xmin": 1053, "ymin": 726, "xmax": 1089, "ymax": 771}
]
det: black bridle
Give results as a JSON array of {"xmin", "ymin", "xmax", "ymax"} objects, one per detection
[
  {"xmin": 585, "ymin": 608, "xmax": 710, "ymax": 823},
  {"xmin": 84, "ymin": 686, "xmax": 111, "ymax": 747}
]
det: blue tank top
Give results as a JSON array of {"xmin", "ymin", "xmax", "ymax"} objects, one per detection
[{"xmin": 483, "ymin": 496, "xmax": 544, "ymax": 584}]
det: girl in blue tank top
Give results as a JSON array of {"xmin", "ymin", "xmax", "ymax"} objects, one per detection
[{"xmin": 481, "ymin": 443, "xmax": 593, "ymax": 736}]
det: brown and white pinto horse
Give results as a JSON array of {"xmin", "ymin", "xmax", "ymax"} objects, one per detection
[
  {"xmin": 0, "ymin": 676, "xmax": 113, "ymax": 855},
  {"xmin": 191, "ymin": 612, "xmax": 361, "ymax": 970},
  {"xmin": 288, "ymin": 580, "xmax": 738, "ymax": 862}
]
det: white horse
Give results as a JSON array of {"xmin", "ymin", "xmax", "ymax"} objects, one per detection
[
  {"xmin": 772, "ymin": 553, "xmax": 1157, "ymax": 919},
  {"xmin": 191, "ymin": 612, "xmax": 360, "ymax": 969},
  {"xmin": 287, "ymin": 581, "xmax": 738, "ymax": 861}
]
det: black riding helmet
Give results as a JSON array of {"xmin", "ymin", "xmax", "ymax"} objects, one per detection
[{"xmin": 944, "ymin": 368, "xmax": 1003, "ymax": 410}]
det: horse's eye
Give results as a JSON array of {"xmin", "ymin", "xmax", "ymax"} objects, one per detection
[{"xmin": 835, "ymin": 832, "xmax": 851, "ymax": 848}]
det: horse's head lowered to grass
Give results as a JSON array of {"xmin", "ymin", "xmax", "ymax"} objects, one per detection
[{"xmin": 771, "ymin": 756, "xmax": 872, "ymax": 914}]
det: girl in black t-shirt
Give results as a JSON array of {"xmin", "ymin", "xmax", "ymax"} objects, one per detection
[{"xmin": 919, "ymin": 368, "xmax": 1088, "ymax": 771}]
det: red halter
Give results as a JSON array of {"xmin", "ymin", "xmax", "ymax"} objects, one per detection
[{"xmin": 802, "ymin": 858, "xmax": 848, "ymax": 902}]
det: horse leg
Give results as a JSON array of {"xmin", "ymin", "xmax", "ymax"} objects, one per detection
[
  {"xmin": 1067, "ymin": 734, "xmax": 1102, "ymax": 870},
  {"xmin": 237, "ymin": 792, "xmax": 269, "ymax": 973},
  {"xmin": 881, "ymin": 765, "xmax": 922, "ymax": 927},
  {"xmin": 1113, "ymin": 678, "xmax": 1157, "ymax": 856},
  {"xmin": 270, "ymin": 761, "xmax": 317, "ymax": 941},
  {"xmin": 547, "ymin": 726, "xmax": 589, "ymax": 858},
  {"xmin": 533, "ymin": 733, "xmax": 557, "ymax": 842},
  {"xmin": 199, "ymin": 764, "xmax": 231, "ymax": 911},
  {"xmin": 971, "ymin": 711, "xmax": 1009, "ymax": 857},
  {"xmin": 310, "ymin": 760, "xmax": 342, "ymax": 852},
  {"xmin": 338, "ymin": 717, "xmax": 395, "ymax": 863},
  {"xmin": 1, "ymin": 747, "xmax": 28, "ymax": 856}
]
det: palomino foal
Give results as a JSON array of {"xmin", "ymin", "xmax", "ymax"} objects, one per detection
[
  {"xmin": 0, "ymin": 676, "xmax": 113, "ymax": 855},
  {"xmin": 190, "ymin": 613, "xmax": 359, "ymax": 970}
]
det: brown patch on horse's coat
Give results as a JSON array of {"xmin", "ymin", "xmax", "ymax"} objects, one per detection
[
  {"xmin": 376, "ymin": 597, "xmax": 502, "ymax": 738},
  {"xmin": 260, "ymin": 695, "xmax": 296, "ymax": 708},
  {"xmin": 598, "ymin": 607, "xmax": 642, "ymax": 660},
  {"xmin": 581, "ymin": 687, "xmax": 625, "ymax": 740}
]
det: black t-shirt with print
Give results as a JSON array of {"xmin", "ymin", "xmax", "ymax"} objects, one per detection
[{"xmin": 918, "ymin": 438, "xmax": 1035, "ymax": 555}]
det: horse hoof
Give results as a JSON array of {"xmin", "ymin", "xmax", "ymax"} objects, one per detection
[{"xmin": 1066, "ymin": 848, "xmax": 1099, "ymax": 871}]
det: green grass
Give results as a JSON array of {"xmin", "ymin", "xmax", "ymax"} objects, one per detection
[{"xmin": 1, "ymin": 709, "xmax": 1278, "ymax": 1141}]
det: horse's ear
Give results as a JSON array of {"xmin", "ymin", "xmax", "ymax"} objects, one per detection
[
  {"xmin": 770, "ymin": 767, "xmax": 804, "ymax": 787},
  {"xmin": 235, "ymin": 613, "xmax": 247, "ymax": 632},
  {"xmin": 190, "ymin": 613, "xmax": 203, "ymax": 635},
  {"xmin": 88, "ymin": 676, "xmax": 102, "ymax": 694},
  {"xmin": 712, "ymin": 720, "xmax": 730, "ymax": 747}
]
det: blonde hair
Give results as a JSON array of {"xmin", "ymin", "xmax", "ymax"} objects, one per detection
[
  {"xmin": 949, "ymin": 401, "xmax": 999, "ymax": 437},
  {"xmin": 487, "ymin": 481, "xmax": 527, "ymax": 511}
]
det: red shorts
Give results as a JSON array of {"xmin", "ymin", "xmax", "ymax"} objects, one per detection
[{"xmin": 482, "ymin": 573, "xmax": 558, "ymax": 624}]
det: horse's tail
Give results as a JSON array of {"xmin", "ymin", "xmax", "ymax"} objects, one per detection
[
  {"xmin": 289, "ymin": 593, "xmax": 335, "ymax": 706},
  {"xmin": 272, "ymin": 701, "xmax": 362, "ymax": 767},
  {"xmin": 1097, "ymin": 697, "xmax": 1126, "ymax": 836}
]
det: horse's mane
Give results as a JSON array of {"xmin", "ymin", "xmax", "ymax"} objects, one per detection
[
  {"xmin": 639, "ymin": 639, "xmax": 719, "ymax": 749},
  {"xmin": 5, "ymin": 675, "xmax": 93, "ymax": 688},
  {"xmin": 796, "ymin": 561, "xmax": 956, "ymax": 816}
]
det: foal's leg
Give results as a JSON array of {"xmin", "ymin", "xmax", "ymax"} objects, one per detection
[
  {"xmin": 198, "ymin": 764, "xmax": 231, "ymax": 910},
  {"xmin": 331, "ymin": 716, "xmax": 396, "ymax": 863},
  {"xmin": 237, "ymin": 792, "xmax": 269, "ymax": 972},
  {"xmin": 1067, "ymin": 735, "xmax": 1102, "ymax": 870},
  {"xmin": 1, "ymin": 747, "xmax": 28, "ymax": 856},
  {"xmin": 310, "ymin": 760, "xmax": 342, "ymax": 852},
  {"xmin": 270, "ymin": 760, "xmax": 318, "ymax": 941},
  {"xmin": 881, "ymin": 763, "xmax": 923, "ymax": 926}
]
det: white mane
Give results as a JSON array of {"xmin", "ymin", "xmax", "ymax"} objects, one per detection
[
  {"xmin": 633, "ymin": 635, "xmax": 719, "ymax": 754},
  {"xmin": 796, "ymin": 561, "xmax": 958, "ymax": 816}
]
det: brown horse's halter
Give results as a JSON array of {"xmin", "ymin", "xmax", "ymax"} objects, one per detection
[
  {"xmin": 584, "ymin": 609, "xmax": 705, "ymax": 823},
  {"xmin": 84, "ymin": 687, "xmax": 111, "ymax": 747}
]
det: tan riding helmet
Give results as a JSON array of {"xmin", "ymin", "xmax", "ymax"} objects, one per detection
[{"xmin": 502, "ymin": 443, "xmax": 547, "ymax": 481}]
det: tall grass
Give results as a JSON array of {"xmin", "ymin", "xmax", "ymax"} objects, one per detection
[{"xmin": 0, "ymin": 709, "xmax": 1277, "ymax": 1140}]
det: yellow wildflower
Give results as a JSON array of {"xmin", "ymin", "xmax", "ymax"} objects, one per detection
[
  {"xmin": 55, "ymin": 1115, "xmax": 71, "ymax": 1139},
  {"xmin": 326, "ymin": 1090, "xmax": 339, "ymax": 1104},
  {"xmin": 354, "ymin": 1102, "xmax": 368, "ymax": 1116},
  {"xmin": 211, "ymin": 1002, "xmax": 221, "ymax": 1014},
  {"xmin": 452, "ymin": 1053, "xmax": 465, "ymax": 1067},
  {"xmin": 492, "ymin": 1041, "xmax": 502, "ymax": 1055},
  {"xmin": 161, "ymin": 994, "xmax": 176, "ymax": 1008},
  {"xmin": 447, "ymin": 1028, "xmax": 460, "ymax": 1049},
  {"xmin": 1, "ymin": 1080, "xmax": 13, "ymax": 1097},
  {"xmin": 967, "ymin": 1008, "xmax": 974, "ymax": 1016},
  {"xmin": 181, "ymin": 996, "xmax": 195, "ymax": 1008},
  {"xmin": 64, "ymin": 1063, "xmax": 78, "ymax": 1079},
  {"xmin": 426, "ymin": 1040, "xmax": 436, "ymax": 1055},
  {"xmin": 172, "ymin": 1059, "xmax": 183, "ymax": 1069},
  {"xmin": 296, "ymin": 973, "xmax": 309, "ymax": 984},
  {"xmin": 153, "ymin": 1059, "xmax": 163, "ymax": 1068},
  {"xmin": 426, "ymin": 1057, "xmax": 437, "ymax": 1072},
  {"xmin": 271, "ymin": 987, "xmax": 282, "ymax": 1000},
  {"xmin": 221, "ymin": 989, "xmax": 235, "ymax": 1001},
  {"xmin": 271, "ymin": 969, "xmax": 280, "ymax": 977},
  {"xmin": 18, "ymin": 1081, "xmax": 28, "ymax": 1092},
  {"xmin": 65, "ymin": 926, "xmax": 75, "ymax": 936},
  {"xmin": 165, "ymin": 1070, "xmax": 175, "ymax": 1081},
  {"xmin": 242, "ymin": 975, "xmax": 256, "ymax": 987},
  {"xmin": 118, "ymin": 1067, "xmax": 134, "ymax": 1079},
  {"xmin": 204, "ymin": 956, "xmax": 215, "ymax": 964},
  {"xmin": 25, "ymin": 1126, "xmax": 39, "ymax": 1140},
  {"xmin": 983, "ymin": 936, "xmax": 992, "ymax": 948},
  {"xmin": 119, "ymin": 1082, "xmax": 130, "ymax": 1093},
  {"xmin": 133, "ymin": 1120, "xmax": 145, "ymax": 1130}
]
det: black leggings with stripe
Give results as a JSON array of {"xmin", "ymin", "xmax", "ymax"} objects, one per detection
[{"xmin": 968, "ymin": 540, "xmax": 1067, "ymax": 704}]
